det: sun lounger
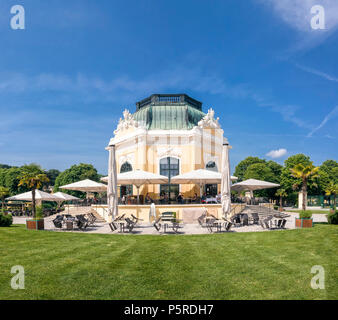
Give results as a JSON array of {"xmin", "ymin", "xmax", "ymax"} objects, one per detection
[
  {"xmin": 131, "ymin": 214, "xmax": 143, "ymax": 224},
  {"xmin": 108, "ymin": 214, "xmax": 126, "ymax": 232},
  {"xmin": 153, "ymin": 217, "xmax": 162, "ymax": 232}
]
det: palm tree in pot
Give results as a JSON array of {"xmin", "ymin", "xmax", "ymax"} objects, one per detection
[
  {"xmin": 290, "ymin": 163, "xmax": 319, "ymax": 211},
  {"xmin": 325, "ymin": 182, "xmax": 338, "ymax": 212},
  {"xmin": 18, "ymin": 167, "xmax": 49, "ymax": 218},
  {"xmin": 275, "ymin": 188, "xmax": 287, "ymax": 211}
]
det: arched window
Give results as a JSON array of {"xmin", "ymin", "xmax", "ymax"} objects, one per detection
[
  {"xmin": 206, "ymin": 161, "xmax": 218, "ymax": 172},
  {"xmin": 205, "ymin": 161, "xmax": 218, "ymax": 196},
  {"xmin": 160, "ymin": 157, "xmax": 180, "ymax": 202},
  {"xmin": 120, "ymin": 162, "xmax": 133, "ymax": 196},
  {"xmin": 120, "ymin": 162, "xmax": 132, "ymax": 173}
]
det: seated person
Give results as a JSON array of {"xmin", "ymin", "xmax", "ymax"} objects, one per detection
[
  {"xmin": 176, "ymin": 193, "xmax": 184, "ymax": 204},
  {"xmin": 201, "ymin": 193, "xmax": 207, "ymax": 203},
  {"xmin": 145, "ymin": 193, "xmax": 153, "ymax": 204},
  {"xmin": 160, "ymin": 192, "xmax": 165, "ymax": 204},
  {"xmin": 216, "ymin": 193, "xmax": 221, "ymax": 203}
]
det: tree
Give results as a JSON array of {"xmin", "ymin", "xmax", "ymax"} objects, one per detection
[
  {"xmin": 290, "ymin": 163, "xmax": 319, "ymax": 211},
  {"xmin": 317, "ymin": 160, "xmax": 338, "ymax": 194},
  {"xmin": 45, "ymin": 169, "xmax": 61, "ymax": 188},
  {"xmin": 54, "ymin": 163, "xmax": 100, "ymax": 197},
  {"xmin": 0, "ymin": 164, "xmax": 12, "ymax": 169},
  {"xmin": 18, "ymin": 164, "xmax": 49, "ymax": 218},
  {"xmin": 280, "ymin": 154, "xmax": 313, "ymax": 204},
  {"xmin": 244, "ymin": 163, "xmax": 275, "ymax": 181},
  {"xmin": 234, "ymin": 157, "xmax": 266, "ymax": 181},
  {"xmin": 4, "ymin": 167, "xmax": 27, "ymax": 195},
  {"xmin": 0, "ymin": 186, "xmax": 10, "ymax": 212},
  {"xmin": 275, "ymin": 189, "xmax": 287, "ymax": 210},
  {"xmin": 325, "ymin": 182, "xmax": 338, "ymax": 210}
]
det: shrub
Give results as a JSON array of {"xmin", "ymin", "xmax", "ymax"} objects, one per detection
[
  {"xmin": 0, "ymin": 213, "xmax": 13, "ymax": 227},
  {"xmin": 299, "ymin": 210, "xmax": 313, "ymax": 219},
  {"xmin": 327, "ymin": 210, "xmax": 338, "ymax": 225},
  {"xmin": 35, "ymin": 205, "xmax": 44, "ymax": 219}
]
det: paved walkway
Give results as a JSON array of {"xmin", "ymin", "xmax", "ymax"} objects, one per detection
[{"xmin": 12, "ymin": 211, "xmax": 328, "ymax": 235}]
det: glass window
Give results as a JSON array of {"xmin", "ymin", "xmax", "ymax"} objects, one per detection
[
  {"xmin": 205, "ymin": 161, "xmax": 218, "ymax": 196},
  {"xmin": 120, "ymin": 162, "xmax": 133, "ymax": 196},
  {"xmin": 160, "ymin": 157, "xmax": 179, "ymax": 201}
]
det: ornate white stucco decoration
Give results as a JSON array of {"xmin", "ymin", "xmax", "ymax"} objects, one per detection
[
  {"xmin": 198, "ymin": 108, "xmax": 220, "ymax": 129},
  {"xmin": 119, "ymin": 154, "xmax": 134, "ymax": 167},
  {"xmin": 114, "ymin": 109, "xmax": 139, "ymax": 135},
  {"xmin": 203, "ymin": 154, "xmax": 219, "ymax": 169},
  {"xmin": 157, "ymin": 146, "xmax": 182, "ymax": 159}
]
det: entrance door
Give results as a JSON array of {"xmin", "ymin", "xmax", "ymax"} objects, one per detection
[{"xmin": 160, "ymin": 157, "xmax": 180, "ymax": 202}]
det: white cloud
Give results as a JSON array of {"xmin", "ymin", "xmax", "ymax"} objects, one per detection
[
  {"xmin": 256, "ymin": 0, "xmax": 338, "ymax": 53},
  {"xmin": 258, "ymin": 0, "xmax": 338, "ymax": 32},
  {"xmin": 307, "ymin": 105, "xmax": 338, "ymax": 137},
  {"xmin": 266, "ymin": 148, "xmax": 288, "ymax": 158},
  {"xmin": 295, "ymin": 63, "xmax": 338, "ymax": 82}
]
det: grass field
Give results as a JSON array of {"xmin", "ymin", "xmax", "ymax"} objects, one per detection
[
  {"xmin": 288, "ymin": 209, "xmax": 331, "ymax": 214},
  {"xmin": 0, "ymin": 224, "xmax": 337, "ymax": 300}
]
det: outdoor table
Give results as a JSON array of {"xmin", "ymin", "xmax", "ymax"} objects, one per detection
[{"xmin": 66, "ymin": 220, "xmax": 74, "ymax": 230}]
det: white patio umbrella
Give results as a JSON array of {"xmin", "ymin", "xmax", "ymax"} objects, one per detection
[
  {"xmin": 221, "ymin": 144, "xmax": 231, "ymax": 218},
  {"xmin": 116, "ymin": 170, "xmax": 168, "ymax": 204},
  {"xmin": 53, "ymin": 192, "xmax": 80, "ymax": 214},
  {"xmin": 6, "ymin": 190, "xmax": 62, "ymax": 202},
  {"xmin": 149, "ymin": 203, "xmax": 156, "ymax": 222},
  {"xmin": 107, "ymin": 145, "xmax": 118, "ymax": 218},
  {"xmin": 171, "ymin": 169, "xmax": 221, "ymax": 197},
  {"xmin": 53, "ymin": 192, "xmax": 80, "ymax": 201},
  {"xmin": 59, "ymin": 179, "xmax": 107, "ymax": 197},
  {"xmin": 231, "ymin": 179, "xmax": 280, "ymax": 199}
]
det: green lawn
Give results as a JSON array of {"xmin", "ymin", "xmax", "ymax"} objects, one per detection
[
  {"xmin": 288, "ymin": 209, "xmax": 331, "ymax": 214},
  {"xmin": 0, "ymin": 224, "xmax": 337, "ymax": 300}
]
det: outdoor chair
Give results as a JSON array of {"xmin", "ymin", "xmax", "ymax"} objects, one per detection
[
  {"xmin": 131, "ymin": 214, "xmax": 143, "ymax": 224},
  {"xmin": 197, "ymin": 212, "xmax": 207, "ymax": 227},
  {"xmin": 250, "ymin": 212, "xmax": 260, "ymax": 225},
  {"xmin": 153, "ymin": 217, "xmax": 162, "ymax": 232},
  {"xmin": 231, "ymin": 214, "xmax": 242, "ymax": 227},
  {"xmin": 260, "ymin": 215, "xmax": 273, "ymax": 229},
  {"xmin": 76, "ymin": 215, "xmax": 89, "ymax": 231},
  {"xmin": 52, "ymin": 217, "xmax": 63, "ymax": 229},
  {"xmin": 241, "ymin": 214, "xmax": 249, "ymax": 226},
  {"xmin": 280, "ymin": 219, "xmax": 287, "ymax": 229},
  {"xmin": 86, "ymin": 212, "xmax": 97, "ymax": 226},
  {"xmin": 118, "ymin": 217, "xmax": 135, "ymax": 233},
  {"xmin": 222, "ymin": 218, "xmax": 233, "ymax": 232}
]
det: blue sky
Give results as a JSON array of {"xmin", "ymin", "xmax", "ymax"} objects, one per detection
[{"xmin": 0, "ymin": 0, "xmax": 337, "ymax": 174}]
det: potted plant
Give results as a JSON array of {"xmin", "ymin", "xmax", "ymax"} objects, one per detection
[
  {"xmin": 18, "ymin": 165, "xmax": 49, "ymax": 231},
  {"xmin": 275, "ymin": 188, "xmax": 287, "ymax": 212},
  {"xmin": 295, "ymin": 210, "xmax": 313, "ymax": 228},
  {"xmin": 325, "ymin": 182, "xmax": 337, "ymax": 214},
  {"xmin": 290, "ymin": 162, "xmax": 319, "ymax": 211},
  {"xmin": 26, "ymin": 205, "xmax": 45, "ymax": 230}
]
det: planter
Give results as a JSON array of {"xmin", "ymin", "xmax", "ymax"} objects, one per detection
[
  {"xmin": 26, "ymin": 219, "xmax": 44, "ymax": 230},
  {"xmin": 295, "ymin": 218, "xmax": 313, "ymax": 228}
]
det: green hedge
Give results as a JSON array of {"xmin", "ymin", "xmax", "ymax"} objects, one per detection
[
  {"xmin": 0, "ymin": 213, "xmax": 13, "ymax": 227},
  {"xmin": 327, "ymin": 210, "xmax": 338, "ymax": 225}
]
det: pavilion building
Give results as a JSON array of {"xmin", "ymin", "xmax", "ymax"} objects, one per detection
[{"xmin": 107, "ymin": 94, "xmax": 230, "ymax": 203}]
